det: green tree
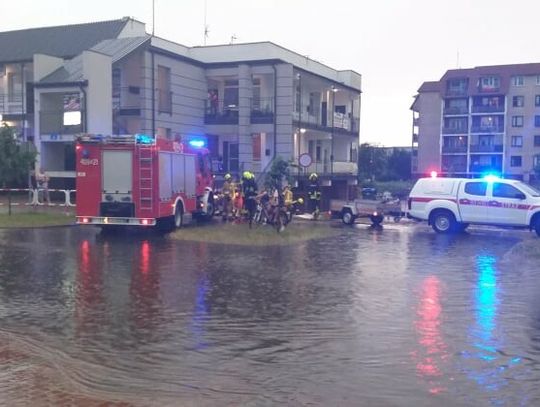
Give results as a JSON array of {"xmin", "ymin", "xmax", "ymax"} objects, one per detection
[
  {"xmin": 358, "ymin": 143, "xmax": 386, "ymax": 181},
  {"xmin": 264, "ymin": 156, "xmax": 291, "ymax": 190},
  {"xmin": 0, "ymin": 125, "xmax": 37, "ymax": 215},
  {"xmin": 385, "ymin": 148, "xmax": 411, "ymax": 181}
]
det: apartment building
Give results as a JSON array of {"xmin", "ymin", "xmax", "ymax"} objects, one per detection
[
  {"xmin": 0, "ymin": 18, "xmax": 361, "ymax": 200},
  {"xmin": 411, "ymin": 63, "xmax": 540, "ymax": 181}
]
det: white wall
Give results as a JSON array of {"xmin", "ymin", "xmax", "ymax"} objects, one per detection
[{"xmin": 83, "ymin": 50, "xmax": 112, "ymax": 135}]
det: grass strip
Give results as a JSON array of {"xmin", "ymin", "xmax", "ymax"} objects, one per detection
[{"xmin": 0, "ymin": 212, "xmax": 75, "ymax": 228}]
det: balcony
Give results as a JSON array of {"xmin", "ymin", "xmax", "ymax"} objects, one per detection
[
  {"xmin": 205, "ymin": 99, "xmax": 239, "ymax": 125},
  {"xmin": 157, "ymin": 89, "xmax": 172, "ymax": 114},
  {"xmin": 469, "ymin": 144, "xmax": 503, "ymax": 153},
  {"xmin": 471, "ymin": 105, "xmax": 504, "ymax": 114},
  {"xmin": 250, "ymin": 97, "xmax": 274, "ymax": 124},
  {"xmin": 470, "ymin": 164, "xmax": 502, "ymax": 174},
  {"xmin": 442, "ymin": 127, "xmax": 468, "ymax": 134},
  {"xmin": 442, "ymin": 163, "xmax": 467, "ymax": 173},
  {"xmin": 442, "ymin": 145, "xmax": 467, "ymax": 154},
  {"xmin": 443, "ymin": 106, "xmax": 468, "ymax": 115},
  {"xmin": 477, "ymin": 86, "xmax": 500, "ymax": 94},
  {"xmin": 40, "ymin": 111, "xmax": 82, "ymax": 135},
  {"xmin": 470, "ymin": 125, "xmax": 504, "ymax": 134},
  {"xmin": 0, "ymin": 93, "xmax": 24, "ymax": 114},
  {"xmin": 112, "ymin": 87, "xmax": 142, "ymax": 116},
  {"xmin": 293, "ymin": 161, "xmax": 357, "ymax": 176},
  {"xmin": 446, "ymin": 88, "xmax": 468, "ymax": 97}
]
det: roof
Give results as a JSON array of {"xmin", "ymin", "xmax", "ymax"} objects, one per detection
[
  {"xmin": 39, "ymin": 36, "xmax": 150, "ymax": 84},
  {"xmin": 0, "ymin": 18, "xmax": 131, "ymax": 63},
  {"xmin": 417, "ymin": 81, "xmax": 440, "ymax": 92}
]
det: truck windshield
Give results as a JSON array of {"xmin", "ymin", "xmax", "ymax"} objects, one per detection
[{"xmin": 517, "ymin": 182, "xmax": 540, "ymax": 197}]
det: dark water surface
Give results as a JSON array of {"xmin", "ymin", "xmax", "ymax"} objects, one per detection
[{"xmin": 1, "ymin": 223, "xmax": 540, "ymax": 406}]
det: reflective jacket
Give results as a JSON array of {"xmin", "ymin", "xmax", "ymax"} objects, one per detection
[
  {"xmin": 307, "ymin": 182, "xmax": 321, "ymax": 200},
  {"xmin": 242, "ymin": 178, "xmax": 258, "ymax": 199}
]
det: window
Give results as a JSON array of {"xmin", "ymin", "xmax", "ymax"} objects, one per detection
[
  {"xmin": 7, "ymin": 71, "xmax": 22, "ymax": 102},
  {"xmin": 252, "ymin": 133, "xmax": 261, "ymax": 161},
  {"xmin": 535, "ymin": 136, "xmax": 540, "ymax": 146},
  {"xmin": 224, "ymin": 79, "xmax": 239, "ymax": 108},
  {"xmin": 465, "ymin": 182, "xmax": 487, "ymax": 196},
  {"xmin": 493, "ymin": 183, "xmax": 523, "ymax": 198},
  {"xmin": 480, "ymin": 76, "xmax": 500, "ymax": 89},
  {"xmin": 536, "ymin": 116, "xmax": 540, "ymax": 127},
  {"xmin": 510, "ymin": 156, "xmax": 522, "ymax": 167},
  {"xmin": 534, "ymin": 155, "xmax": 540, "ymax": 167},
  {"xmin": 157, "ymin": 65, "xmax": 171, "ymax": 113},
  {"xmin": 295, "ymin": 85, "xmax": 301, "ymax": 113},
  {"xmin": 511, "ymin": 136, "xmax": 523, "ymax": 147},
  {"xmin": 536, "ymin": 76, "xmax": 540, "ymax": 86},
  {"xmin": 513, "ymin": 96, "xmax": 524, "ymax": 107},
  {"xmin": 252, "ymin": 78, "xmax": 261, "ymax": 110},
  {"xmin": 512, "ymin": 116, "xmax": 524, "ymax": 127},
  {"xmin": 536, "ymin": 95, "xmax": 540, "ymax": 106},
  {"xmin": 512, "ymin": 75, "xmax": 524, "ymax": 86}
]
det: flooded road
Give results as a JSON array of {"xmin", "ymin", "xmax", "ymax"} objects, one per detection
[{"xmin": 0, "ymin": 223, "xmax": 540, "ymax": 406}]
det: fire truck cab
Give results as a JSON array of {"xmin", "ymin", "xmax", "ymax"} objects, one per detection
[{"xmin": 75, "ymin": 134, "xmax": 215, "ymax": 229}]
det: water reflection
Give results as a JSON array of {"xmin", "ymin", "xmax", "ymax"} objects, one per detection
[{"xmin": 414, "ymin": 275, "xmax": 448, "ymax": 394}]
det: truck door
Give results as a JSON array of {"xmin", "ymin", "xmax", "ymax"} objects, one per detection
[
  {"xmin": 488, "ymin": 182, "xmax": 528, "ymax": 226},
  {"xmin": 102, "ymin": 150, "xmax": 133, "ymax": 199},
  {"xmin": 458, "ymin": 181, "xmax": 489, "ymax": 223}
]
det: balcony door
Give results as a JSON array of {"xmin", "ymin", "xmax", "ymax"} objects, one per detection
[{"xmin": 222, "ymin": 141, "xmax": 239, "ymax": 173}]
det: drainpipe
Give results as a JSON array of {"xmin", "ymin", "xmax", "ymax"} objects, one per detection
[
  {"xmin": 151, "ymin": 50, "xmax": 155, "ymax": 138},
  {"xmin": 21, "ymin": 63, "xmax": 25, "ymax": 140},
  {"xmin": 272, "ymin": 64, "xmax": 277, "ymax": 161},
  {"xmin": 79, "ymin": 84, "xmax": 88, "ymax": 133}
]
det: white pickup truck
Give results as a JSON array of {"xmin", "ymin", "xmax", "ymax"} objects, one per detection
[{"xmin": 407, "ymin": 176, "xmax": 540, "ymax": 235}]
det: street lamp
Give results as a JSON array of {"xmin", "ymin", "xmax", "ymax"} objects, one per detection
[{"xmin": 331, "ymin": 85, "xmax": 339, "ymax": 176}]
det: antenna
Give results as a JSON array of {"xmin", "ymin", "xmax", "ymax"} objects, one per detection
[
  {"xmin": 230, "ymin": 34, "xmax": 237, "ymax": 45},
  {"xmin": 204, "ymin": 0, "xmax": 209, "ymax": 45},
  {"xmin": 152, "ymin": 0, "xmax": 155, "ymax": 36}
]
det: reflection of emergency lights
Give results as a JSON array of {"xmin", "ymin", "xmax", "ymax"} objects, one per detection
[
  {"xmin": 188, "ymin": 138, "xmax": 206, "ymax": 148},
  {"xmin": 135, "ymin": 134, "xmax": 155, "ymax": 145}
]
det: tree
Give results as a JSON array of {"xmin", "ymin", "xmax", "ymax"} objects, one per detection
[
  {"xmin": 0, "ymin": 125, "xmax": 37, "ymax": 215},
  {"xmin": 264, "ymin": 156, "xmax": 291, "ymax": 190},
  {"xmin": 358, "ymin": 143, "xmax": 386, "ymax": 181},
  {"xmin": 385, "ymin": 148, "xmax": 411, "ymax": 181}
]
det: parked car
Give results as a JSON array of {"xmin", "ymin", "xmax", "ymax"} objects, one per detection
[{"xmin": 407, "ymin": 175, "xmax": 540, "ymax": 235}]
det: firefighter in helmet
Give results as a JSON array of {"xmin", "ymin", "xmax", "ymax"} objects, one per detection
[
  {"xmin": 307, "ymin": 173, "xmax": 321, "ymax": 220},
  {"xmin": 241, "ymin": 171, "xmax": 258, "ymax": 224},
  {"xmin": 221, "ymin": 173, "xmax": 234, "ymax": 221}
]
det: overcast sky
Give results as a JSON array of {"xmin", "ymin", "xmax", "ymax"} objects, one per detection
[{"xmin": 4, "ymin": 0, "xmax": 540, "ymax": 146}]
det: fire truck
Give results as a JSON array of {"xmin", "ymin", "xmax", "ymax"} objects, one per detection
[{"xmin": 75, "ymin": 134, "xmax": 215, "ymax": 229}]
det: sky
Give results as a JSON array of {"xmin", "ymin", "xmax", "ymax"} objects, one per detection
[{"xmin": 4, "ymin": 0, "xmax": 540, "ymax": 146}]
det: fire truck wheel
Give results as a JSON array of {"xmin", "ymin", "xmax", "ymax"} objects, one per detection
[{"xmin": 174, "ymin": 204, "xmax": 184, "ymax": 229}]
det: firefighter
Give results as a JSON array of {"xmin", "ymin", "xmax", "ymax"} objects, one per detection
[
  {"xmin": 241, "ymin": 171, "xmax": 258, "ymax": 226},
  {"xmin": 221, "ymin": 173, "xmax": 234, "ymax": 221},
  {"xmin": 307, "ymin": 173, "xmax": 321, "ymax": 220}
]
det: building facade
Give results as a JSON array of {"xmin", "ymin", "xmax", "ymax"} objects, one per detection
[
  {"xmin": 412, "ymin": 63, "xmax": 540, "ymax": 181},
  {"xmin": 0, "ymin": 18, "xmax": 361, "ymax": 201}
]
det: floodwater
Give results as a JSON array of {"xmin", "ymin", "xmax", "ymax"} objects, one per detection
[{"xmin": 0, "ymin": 223, "xmax": 540, "ymax": 406}]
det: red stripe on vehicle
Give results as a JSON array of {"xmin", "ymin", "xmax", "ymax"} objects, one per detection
[{"xmin": 410, "ymin": 197, "xmax": 457, "ymax": 203}]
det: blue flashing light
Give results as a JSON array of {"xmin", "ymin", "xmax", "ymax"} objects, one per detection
[
  {"xmin": 188, "ymin": 139, "xmax": 206, "ymax": 148},
  {"xmin": 135, "ymin": 134, "xmax": 155, "ymax": 145},
  {"xmin": 482, "ymin": 174, "xmax": 500, "ymax": 183}
]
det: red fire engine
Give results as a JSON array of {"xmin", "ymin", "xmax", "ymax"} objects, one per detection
[{"xmin": 75, "ymin": 134, "xmax": 215, "ymax": 229}]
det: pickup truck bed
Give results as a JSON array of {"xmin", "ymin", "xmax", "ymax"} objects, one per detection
[{"xmin": 330, "ymin": 199, "xmax": 405, "ymax": 225}]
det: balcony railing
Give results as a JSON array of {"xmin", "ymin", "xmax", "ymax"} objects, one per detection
[
  {"xmin": 292, "ymin": 161, "xmax": 357, "ymax": 176},
  {"xmin": 470, "ymin": 165, "xmax": 502, "ymax": 174},
  {"xmin": 250, "ymin": 97, "xmax": 274, "ymax": 124},
  {"xmin": 446, "ymin": 88, "xmax": 468, "ymax": 97},
  {"xmin": 443, "ymin": 106, "xmax": 468, "ymax": 115},
  {"xmin": 470, "ymin": 125, "xmax": 504, "ymax": 133},
  {"xmin": 0, "ymin": 94, "xmax": 24, "ymax": 114},
  {"xmin": 40, "ymin": 111, "xmax": 82, "ymax": 135},
  {"xmin": 477, "ymin": 86, "xmax": 500, "ymax": 93},
  {"xmin": 205, "ymin": 99, "xmax": 239, "ymax": 125},
  {"xmin": 157, "ymin": 89, "xmax": 172, "ymax": 114},
  {"xmin": 442, "ymin": 145, "xmax": 467, "ymax": 154},
  {"xmin": 469, "ymin": 144, "xmax": 503, "ymax": 153},
  {"xmin": 112, "ymin": 86, "xmax": 142, "ymax": 116},
  {"xmin": 442, "ymin": 163, "xmax": 468, "ymax": 173},
  {"xmin": 471, "ymin": 105, "xmax": 504, "ymax": 113},
  {"xmin": 442, "ymin": 126, "xmax": 468, "ymax": 134}
]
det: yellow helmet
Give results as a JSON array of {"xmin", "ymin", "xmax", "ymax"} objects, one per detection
[
  {"xmin": 224, "ymin": 173, "xmax": 231, "ymax": 180},
  {"xmin": 243, "ymin": 171, "xmax": 254, "ymax": 180},
  {"xmin": 309, "ymin": 173, "xmax": 318, "ymax": 181},
  {"xmin": 297, "ymin": 197, "xmax": 304, "ymax": 204}
]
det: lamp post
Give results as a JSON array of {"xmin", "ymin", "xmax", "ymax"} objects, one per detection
[{"xmin": 331, "ymin": 85, "xmax": 338, "ymax": 176}]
